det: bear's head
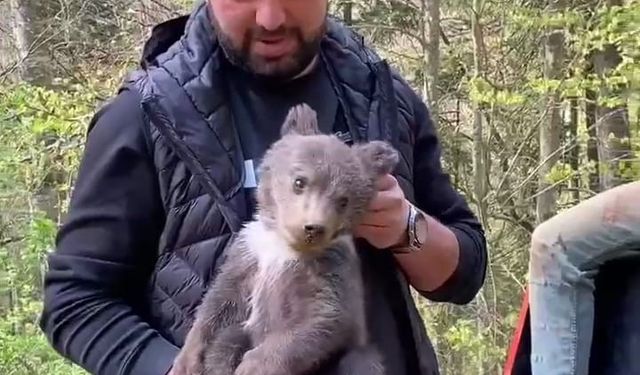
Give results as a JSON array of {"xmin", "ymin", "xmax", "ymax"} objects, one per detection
[{"xmin": 255, "ymin": 103, "xmax": 400, "ymax": 254}]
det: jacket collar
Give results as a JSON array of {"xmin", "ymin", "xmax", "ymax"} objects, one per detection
[{"xmin": 137, "ymin": 0, "xmax": 398, "ymax": 144}]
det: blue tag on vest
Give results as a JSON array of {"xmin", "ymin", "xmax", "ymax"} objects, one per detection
[{"xmin": 243, "ymin": 159, "xmax": 258, "ymax": 188}]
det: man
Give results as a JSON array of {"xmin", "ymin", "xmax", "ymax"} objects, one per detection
[
  {"xmin": 528, "ymin": 180, "xmax": 640, "ymax": 375},
  {"xmin": 39, "ymin": 1, "xmax": 487, "ymax": 375}
]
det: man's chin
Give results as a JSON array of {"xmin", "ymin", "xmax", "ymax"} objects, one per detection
[{"xmin": 245, "ymin": 56, "xmax": 310, "ymax": 81}]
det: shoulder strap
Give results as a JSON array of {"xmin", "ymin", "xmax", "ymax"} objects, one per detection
[{"xmin": 129, "ymin": 70, "xmax": 243, "ymax": 234}]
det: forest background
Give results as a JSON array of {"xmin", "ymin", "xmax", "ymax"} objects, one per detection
[{"xmin": 0, "ymin": 0, "xmax": 639, "ymax": 374}]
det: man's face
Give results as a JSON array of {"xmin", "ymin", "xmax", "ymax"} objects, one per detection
[{"xmin": 209, "ymin": 0, "xmax": 329, "ymax": 80}]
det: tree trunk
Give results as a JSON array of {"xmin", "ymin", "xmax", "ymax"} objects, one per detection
[
  {"xmin": 7, "ymin": 0, "xmax": 60, "ymax": 222},
  {"xmin": 0, "ymin": 1, "xmax": 14, "ymax": 79},
  {"xmin": 9, "ymin": 0, "xmax": 49, "ymax": 85},
  {"xmin": 569, "ymin": 97, "xmax": 580, "ymax": 203},
  {"xmin": 424, "ymin": 0, "xmax": 440, "ymax": 128},
  {"xmin": 342, "ymin": 1, "xmax": 353, "ymax": 25},
  {"xmin": 585, "ymin": 84, "xmax": 600, "ymax": 193},
  {"xmin": 471, "ymin": 0, "xmax": 488, "ymax": 226},
  {"xmin": 536, "ymin": 0, "xmax": 565, "ymax": 224},
  {"xmin": 592, "ymin": 0, "xmax": 632, "ymax": 190}
]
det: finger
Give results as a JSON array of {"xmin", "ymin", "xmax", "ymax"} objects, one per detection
[
  {"xmin": 368, "ymin": 189, "xmax": 403, "ymax": 212},
  {"xmin": 375, "ymin": 174, "xmax": 397, "ymax": 191},
  {"xmin": 353, "ymin": 224, "xmax": 380, "ymax": 239},
  {"xmin": 358, "ymin": 211, "xmax": 394, "ymax": 227}
]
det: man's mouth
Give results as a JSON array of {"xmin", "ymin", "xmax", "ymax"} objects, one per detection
[
  {"xmin": 260, "ymin": 36, "xmax": 286, "ymax": 43},
  {"xmin": 253, "ymin": 36, "xmax": 295, "ymax": 59}
]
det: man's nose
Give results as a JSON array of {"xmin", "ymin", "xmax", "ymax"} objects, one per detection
[{"xmin": 255, "ymin": 0, "xmax": 286, "ymax": 31}]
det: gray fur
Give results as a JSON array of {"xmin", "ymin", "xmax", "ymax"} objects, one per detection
[
  {"xmin": 172, "ymin": 103, "xmax": 399, "ymax": 375},
  {"xmin": 280, "ymin": 103, "xmax": 321, "ymax": 137}
]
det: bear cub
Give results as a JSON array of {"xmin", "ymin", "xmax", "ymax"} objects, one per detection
[{"xmin": 171, "ymin": 103, "xmax": 400, "ymax": 375}]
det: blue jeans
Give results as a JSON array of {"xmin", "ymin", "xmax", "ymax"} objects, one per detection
[{"xmin": 528, "ymin": 181, "xmax": 640, "ymax": 375}]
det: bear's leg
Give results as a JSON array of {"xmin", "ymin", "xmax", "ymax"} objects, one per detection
[
  {"xmin": 202, "ymin": 324, "xmax": 253, "ymax": 375},
  {"xmin": 331, "ymin": 345, "xmax": 386, "ymax": 375}
]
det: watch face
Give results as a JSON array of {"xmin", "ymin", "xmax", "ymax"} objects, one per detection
[
  {"xmin": 413, "ymin": 209, "xmax": 427, "ymax": 248},
  {"xmin": 394, "ymin": 205, "xmax": 426, "ymax": 254}
]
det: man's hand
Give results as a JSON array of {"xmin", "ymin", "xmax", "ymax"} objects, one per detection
[
  {"xmin": 355, "ymin": 173, "xmax": 462, "ymax": 294},
  {"xmin": 354, "ymin": 174, "xmax": 410, "ymax": 249}
]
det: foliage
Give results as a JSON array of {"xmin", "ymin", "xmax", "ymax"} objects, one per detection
[
  {"xmin": 0, "ymin": 79, "xmax": 113, "ymax": 374},
  {"xmin": 0, "ymin": 215, "xmax": 86, "ymax": 375}
]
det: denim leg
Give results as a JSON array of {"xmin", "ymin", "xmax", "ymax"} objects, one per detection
[{"xmin": 528, "ymin": 181, "xmax": 640, "ymax": 375}]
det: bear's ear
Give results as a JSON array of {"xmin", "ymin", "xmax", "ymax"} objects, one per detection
[
  {"xmin": 280, "ymin": 103, "xmax": 320, "ymax": 137},
  {"xmin": 353, "ymin": 140, "xmax": 400, "ymax": 177}
]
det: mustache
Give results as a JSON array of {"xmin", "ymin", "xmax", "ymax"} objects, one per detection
[{"xmin": 248, "ymin": 25, "xmax": 299, "ymax": 39}]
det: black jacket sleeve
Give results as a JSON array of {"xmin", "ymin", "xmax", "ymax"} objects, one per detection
[
  {"xmin": 39, "ymin": 89, "xmax": 179, "ymax": 375},
  {"xmin": 408, "ymin": 90, "xmax": 488, "ymax": 305}
]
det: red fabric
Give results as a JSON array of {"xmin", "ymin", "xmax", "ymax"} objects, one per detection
[{"xmin": 503, "ymin": 288, "xmax": 529, "ymax": 375}]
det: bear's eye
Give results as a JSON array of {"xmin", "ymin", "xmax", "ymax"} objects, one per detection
[
  {"xmin": 337, "ymin": 197, "xmax": 349, "ymax": 210},
  {"xmin": 293, "ymin": 177, "xmax": 307, "ymax": 193}
]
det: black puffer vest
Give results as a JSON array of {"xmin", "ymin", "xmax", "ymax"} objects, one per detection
[{"xmin": 120, "ymin": 2, "xmax": 439, "ymax": 374}]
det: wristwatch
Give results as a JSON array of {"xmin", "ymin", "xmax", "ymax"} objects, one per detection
[{"xmin": 391, "ymin": 202, "xmax": 428, "ymax": 254}]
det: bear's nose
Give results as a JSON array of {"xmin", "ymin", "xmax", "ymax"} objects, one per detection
[{"xmin": 304, "ymin": 224, "xmax": 326, "ymax": 237}]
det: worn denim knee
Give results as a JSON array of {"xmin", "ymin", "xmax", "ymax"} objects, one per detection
[
  {"xmin": 528, "ymin": 181, "xmax": 640, "ymax": 375},
  {"xmin": 530, "ymin": 180, "xmax": 640, "ymax": 281}
]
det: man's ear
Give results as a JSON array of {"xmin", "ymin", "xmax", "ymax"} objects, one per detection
[
  {"xmin": 353, "ymin": 140, "xmax": 400, "ymax": 177},
  {"xmin": 280, "ymin": 103, "xmax": 320, "ymax": 137}
]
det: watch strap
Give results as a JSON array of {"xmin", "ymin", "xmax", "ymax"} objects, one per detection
[{"xmin": 391, "ymin": 203, "xmax": 424, "ymax": 254}]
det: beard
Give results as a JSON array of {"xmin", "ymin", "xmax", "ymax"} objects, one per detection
[{"xmin": 210, "ymin": 11, "xmax": 327, "ymax": 82}]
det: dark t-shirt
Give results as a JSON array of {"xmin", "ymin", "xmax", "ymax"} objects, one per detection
[
  {"xmin": 224, "ymin": 58, "xmax": 345, "ymax": 213},
  {"xmin": 224, "ymin": 58, "xmax": 413, "ymax": 375}
]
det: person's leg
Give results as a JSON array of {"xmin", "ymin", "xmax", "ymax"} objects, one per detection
[{"xmin": 528, "ymin": 181, "xmax": 640, "ymax": 375}]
